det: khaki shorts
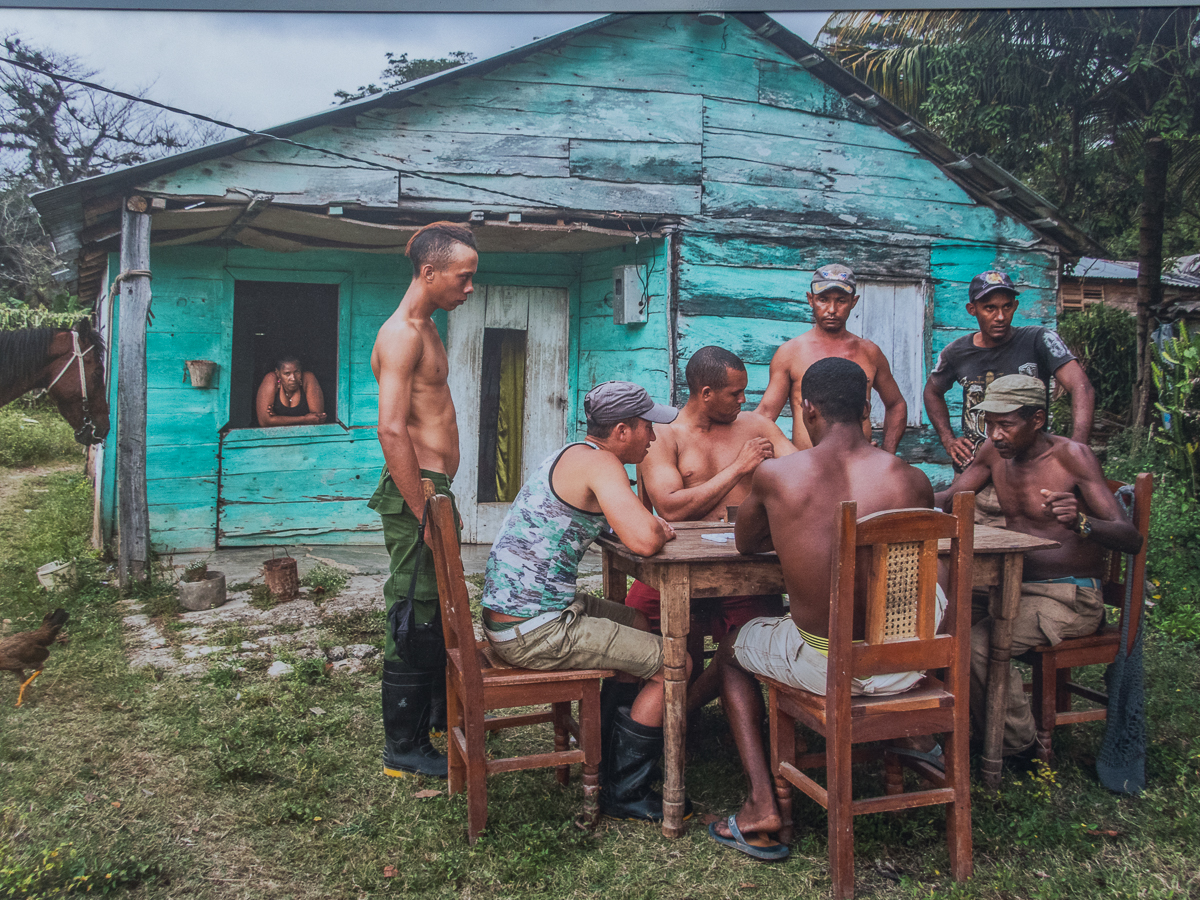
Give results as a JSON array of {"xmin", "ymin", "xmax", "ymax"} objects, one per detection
[
  {"xmin": 733, "ymin": 585, "xmax": 948, "ymax": 696},
  {"xmin": 485, "ymin": 593, "xmax": 664, "ymax": 681}
]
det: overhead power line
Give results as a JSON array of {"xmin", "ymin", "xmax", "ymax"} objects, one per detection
[{"xmin": 0, "ymin": 53, "xmax": 575, "ymax": 212}]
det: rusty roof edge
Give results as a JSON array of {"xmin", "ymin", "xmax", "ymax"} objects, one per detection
[{"xmin": 733, "ymin": 12, "xmax": 1108, "ymax": 260}]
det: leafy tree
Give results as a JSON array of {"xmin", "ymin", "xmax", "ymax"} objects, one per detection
[
  {"xmin": 1, "ymin": 34, "xmax": 212, "ymax": 306},
  {"xmin": 820, "ymin": 8, "xmax": 1200, "ymax": 425},
  {"xmin": 0, "ymin": 177, "xmax": 63, "ymax": 305},
  {"xmin": 1, "ymin": 36, "xmax": 193, "ymax": 188},
  {"xmin": 334, "ymin": 51, "xmax": 475, "ymax": 104}
]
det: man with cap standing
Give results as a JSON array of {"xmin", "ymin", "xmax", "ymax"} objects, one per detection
[
  {"xmin": 756, "ymin": 263, "xmax": 908, "ymax": 453},
  {"xmin": 924, "ymin": 270, "xmax": 1095, "ymax": 476},
  {"xmin": 481, "ymin": 381, "xmax": 691, "ymax": 821},
  {"xmin": 935, "ymin": 374, "xmax": 1141, "ymax": 763}
]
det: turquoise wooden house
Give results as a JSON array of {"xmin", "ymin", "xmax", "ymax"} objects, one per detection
[{"xmin": 33, "ymin": 13, "xmax": 1099, "ymax": 553}]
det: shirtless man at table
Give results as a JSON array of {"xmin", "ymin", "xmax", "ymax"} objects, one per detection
[
  {"xmin": 709, "ymin": 357, "xmax": 937, "ymax": 861},
  {"xmin": 636, "ymin": 345, "xmax": 795, "ymax": 714},
  {"xmin": 755, "ymin": 263, "xmax": 907, "ymax": 453},
  {"xmin": 934, "ymin": 374, "xmax": 1141, "ymax": 763}
]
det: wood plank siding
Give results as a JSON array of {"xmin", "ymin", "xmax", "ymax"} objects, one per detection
[{"xmin": 98, "ymin": 14, "xmax": 1061, "ymax": 550}]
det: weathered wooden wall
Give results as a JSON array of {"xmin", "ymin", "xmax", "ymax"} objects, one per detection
[
  {"xmin": 106, "ymin": 240, "xmax": 669, "ymax": 550},
  {"xmin": 108, "ymin": 13, "xmax": 1067, "ymax": 546}
]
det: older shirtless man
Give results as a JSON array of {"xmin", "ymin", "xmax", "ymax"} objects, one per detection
[
  {"xmin": 756, "ymin": 263, "xmax": 907, "ymax": 453},
  {"xmin": 635, "ymin": 346, "xmax": 794, "ymax": 712},
  {"xmin": 935, "ymin": 375, "xmax": 1141, "ymax": 762},
  {"xmin": 710, "ymin": 358, "xmax": 937, "ymax": 861},
  {"xmin": 368, "ymin": 221, "xmax": 478, "ymax": 778}
]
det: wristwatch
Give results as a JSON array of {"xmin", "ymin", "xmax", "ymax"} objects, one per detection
[{"xmin": 1073, "ymin": 512, "xmax": 1093, "ymax": 537}]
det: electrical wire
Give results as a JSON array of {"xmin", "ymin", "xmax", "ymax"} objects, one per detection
[{"xmin": 0, "ymin": 53, "xmax": 580, "ymax": 212}]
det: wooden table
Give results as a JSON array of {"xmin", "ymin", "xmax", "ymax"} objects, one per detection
[{"xmin": 597, "ymin": 521, "xmax": 1058, "ymax": 836}]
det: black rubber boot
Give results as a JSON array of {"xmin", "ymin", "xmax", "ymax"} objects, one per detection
[
  {"xmin": 600, "ymin": 708, "xmax": 692, "ymax": 822},
  {"xmin": 382, "ymin": 663, "xmax": 448, "ymax": 778},
  {"xmin": 429, "ymin": 673, "xmax": 447, "ymax": 737},
  {"xmin": 599, "ymin": 680, "xmax": 642, "ymax": 778}
]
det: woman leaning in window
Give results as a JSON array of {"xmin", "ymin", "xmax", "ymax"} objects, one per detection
[{"xmin": 256, "ymin": 355, "xmax": 326, "ymax": 427}]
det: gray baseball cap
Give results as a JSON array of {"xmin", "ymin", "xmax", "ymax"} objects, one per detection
[
  {"xmin": 811, "ymin": 263, "xmax": 857, "ymax": 295},
  {"xmin": 584, "ymin": 381, "xmax": 678, "ymax": 426}
]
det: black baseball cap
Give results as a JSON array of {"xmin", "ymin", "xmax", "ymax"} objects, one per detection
[{"xmin": 969, "ymin": 270, "xmax": 1021, "ymax": 303}]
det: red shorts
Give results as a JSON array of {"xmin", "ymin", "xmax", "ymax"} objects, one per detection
[{"xmin": 623, "ymin": 580, "xmax": 784, "ymax": 643}]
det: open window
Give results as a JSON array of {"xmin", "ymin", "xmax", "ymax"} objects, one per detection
[{"xmin": 227, "ymin": 280, "xmax": 340, "ymax": 429}]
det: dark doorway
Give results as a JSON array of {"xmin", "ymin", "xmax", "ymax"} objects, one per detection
[{"xmin": 228, "ymin": 281, "xmax": 339, "ymax": 429}]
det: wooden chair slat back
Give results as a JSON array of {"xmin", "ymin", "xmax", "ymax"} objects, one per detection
[
  {"xmin": 423, "ymin": 480, "xmax": 486, "ymax": 696},
  {"xmin": 830, "ymin": 495, "xmax": 974, "ymax": 688}
]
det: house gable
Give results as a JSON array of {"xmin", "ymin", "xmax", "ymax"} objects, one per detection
[{"xmin": 137, "ymin": 14, "xmax": 1038, "ymax": 250}]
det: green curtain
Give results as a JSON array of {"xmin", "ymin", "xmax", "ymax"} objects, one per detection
[{"xmin": 494, "ymin": 333, "xmax": 526, "ymax": 503}]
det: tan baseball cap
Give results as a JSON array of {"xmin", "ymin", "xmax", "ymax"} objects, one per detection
[
  {"xmin": 973, "ymin": 374, "xmax": 1047, "ymax": 413},
  {"xmin": 584, "ymin": 381, "xmax": 678, "ymax": 425}
]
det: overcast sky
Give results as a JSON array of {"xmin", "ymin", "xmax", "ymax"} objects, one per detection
[{"xmin": 2, "ymin": 10, "xmax": 829, "ymax": 137}]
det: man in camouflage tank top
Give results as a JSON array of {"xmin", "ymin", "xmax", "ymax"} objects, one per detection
[{"xmin": 481, "ymin": 381, "xmax": 692, "ymax": 821}]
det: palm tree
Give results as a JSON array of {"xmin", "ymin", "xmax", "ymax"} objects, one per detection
[{"xmin": 822, "ymin": 9, "xmax": 1200, "ymax": 426}]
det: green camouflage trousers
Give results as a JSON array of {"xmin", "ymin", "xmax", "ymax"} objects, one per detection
[{"xmin": 368, "ymin": 467, "xmax": 460, "ymax": 667}]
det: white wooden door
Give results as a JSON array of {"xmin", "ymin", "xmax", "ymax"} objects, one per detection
[
  {"xmin": 847, "ymin": 281, "xmax": 926, "ymax": 427},
  {"xmin": 446, "ymin": 285, "xmax": 570, "ymax": 544}
]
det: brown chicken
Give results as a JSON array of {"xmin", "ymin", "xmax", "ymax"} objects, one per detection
[{"xmin": 0, "ymin": 608, "xmax": 69, "ymax": 706}]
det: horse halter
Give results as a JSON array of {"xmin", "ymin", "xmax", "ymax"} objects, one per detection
[{"xmin": 45, "ymin": 329, "xmax": 99, "ymax": 443}]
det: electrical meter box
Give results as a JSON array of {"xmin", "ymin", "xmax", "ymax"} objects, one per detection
[{"xmin": 612, "ymin": 265, "xmax": 648, "ymax": 324}]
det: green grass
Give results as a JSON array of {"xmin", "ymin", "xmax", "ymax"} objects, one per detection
[
  {"xmin": 2, "ymin": 471, "xmax": 1199, "ymax": 898},
  {"xmin": 0, "ymin": 400, "xmax": 82, "ymax": 469}
]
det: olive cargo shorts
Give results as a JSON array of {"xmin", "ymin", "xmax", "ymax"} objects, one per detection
[{"xmin": 485, "ymin": 594, "xmax": 664, "ymax": 681}]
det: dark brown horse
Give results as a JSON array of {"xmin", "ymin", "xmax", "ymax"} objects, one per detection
[{"xmin": 0, "ymin": 319, "xmax": 110, "ymax": 445}]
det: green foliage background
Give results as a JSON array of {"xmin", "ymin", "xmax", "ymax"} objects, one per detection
[{"xmin": 1058, "ymin": 305, "xmax": 1138, "ymax": 420}]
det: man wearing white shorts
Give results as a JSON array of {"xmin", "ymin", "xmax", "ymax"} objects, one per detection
[
  {"xmin": 731, "ymin": 584, "xmax": 947, "ymax": 697},
  {"xmin": 708, "ymin": 357, "xmax": 942, "ymax": 862}
]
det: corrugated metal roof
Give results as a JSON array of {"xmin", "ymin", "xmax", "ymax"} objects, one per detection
[{"xmin": 1070, "ymin": 257, "xmax": 1200, "ymax": 288}]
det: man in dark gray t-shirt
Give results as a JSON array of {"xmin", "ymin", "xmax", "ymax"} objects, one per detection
[{"xmin": 924, "ymin": 270, "xmax": 1096, "ymax": 471}]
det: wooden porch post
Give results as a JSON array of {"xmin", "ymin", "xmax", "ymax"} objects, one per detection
[{"xmin": 117, "ymin": 196, "xmax": 152, "ymax": 586}]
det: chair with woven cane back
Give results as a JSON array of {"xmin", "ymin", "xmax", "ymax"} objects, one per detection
[
  {"xmin": 761, "ymin": 493, "xmax": 975, "ymax": 900},
  {"xmin": 1018, "ymin": 473, "xmax": 1153, "ymax": 762},
  {"xmin": 421, "ymin": 478, "xmax": 614, "ymax": 843}
]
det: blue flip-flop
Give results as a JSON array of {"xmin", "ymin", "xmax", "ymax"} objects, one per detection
[
  {"xmin": 888, "ymin": 742, "xmax": 945, "ymax": 773},
  {"xmin": 708, "ymin": 814, "xmax": 790, "ymax": 861}
]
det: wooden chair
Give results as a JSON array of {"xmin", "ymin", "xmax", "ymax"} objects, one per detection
[
  {"xmin": 421, "ymin": 479, "xmax": 614, "ymax": 843},
  {"xmin": 1020, "ymin": 473, "xmax": 1153, "ymax": 762},
  {"xmin": 761, "ymin": 493, "xmax": 975, "ymax": 900}
]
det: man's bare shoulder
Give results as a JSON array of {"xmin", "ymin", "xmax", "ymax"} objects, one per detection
[
  {"xmin": 642, "ymin": 421, "xmax": 679, "ymax": 460},
  {"xmin": 759, "ymin": 447, "xmax": 817, "ymax": 479},
  {"xmin": 855, "ymin": 334, "xmax": 889, "ymax": 363},
  {"xmin": 562, "ymin": 441, "xmax": 626, "ymax": 482},
  {"xmin": 375, "ymin": 314, "xmax": 427, "ymax": 361},
  {"xmin": 1047, "ymin": 433, "xmax": 1103, "ymax": 474},
  {"xmin": 770, "ymin": 332, "xmax": 818, "ymax": 365},
  {"xmin": 738, "ymin": 410, "xmax": 787, "ymax": 435}
]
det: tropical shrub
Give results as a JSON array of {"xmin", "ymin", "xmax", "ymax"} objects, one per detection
[
  {"xmin": 1106, "ymin": 428, "xmax": 1200, "ymax": 642},
  {"xmin": 1057, "ymin": 304, "xmax": 1137, "ymax": 420}
]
